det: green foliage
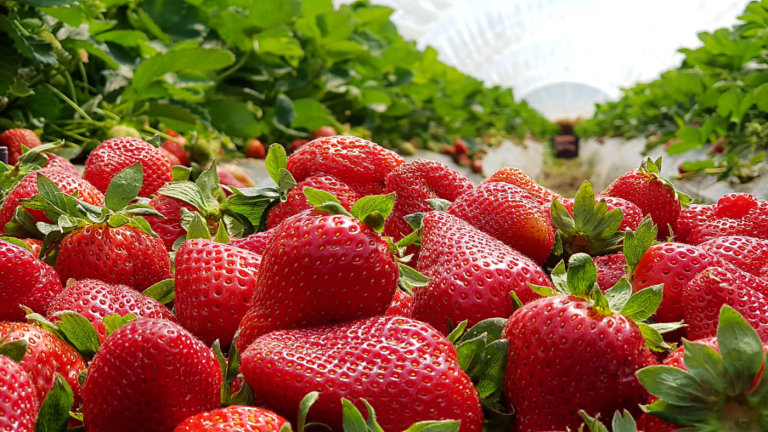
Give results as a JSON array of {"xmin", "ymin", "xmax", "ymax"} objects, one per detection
[
  {"xmin": 0, "ymin": 0, "xmax": 556, "ymax": 162},
  {"xmin": 577, "ymin": 1, "xmax": 768, "ymax": 184}
]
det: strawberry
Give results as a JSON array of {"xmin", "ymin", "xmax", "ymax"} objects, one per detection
[
  {"xmin": 43, "ymin": 152, "xmax": 79, "ymax": 176},
  {"xmin": 413, "ymin": 211, "xmax": 551, "ymax": 333},
  {"xmin": 229, "ymin": 229, "xmax": 272, "ymax": 255},
  {"xmin": 594, "ymin": 252, "xmax": 627, "ymax": 292},
  {"xmin": 699, "ymin": 235, "xmax": 768, "ymax": 276},
  {"xmin": 383, "ymin": 160, "xmax": 474, "ymax": 242},
  {"xmin": 291, "ymin": 139, "xmax": 309, "ymax": 152},
  {"xmin": 240, "ymin": 315, "xmax": 484, "ymax": 432},
  {"xmin": 45, "ymin": 279, "xmax": 175, "ymax": 343},
  {"xmin": 637, "ymin": 306, "xmax": 768, "ymax": 431},
  {"xmin": 266, "ymin": 175, "xmax": 360, "ymax": 229},
  {"xmin": 601, "ymin": 157, "xmax": 690, "ymax": 238},
  {"xmin": 0, "ymin": 239, "xmax": 63, "ymax": 321},
  {"xmin": 236, "ymin": 189, "xmax": 405, "ymax": 353},
  {"xmin": 217, "ymin": 165, "xmax": 246, "ymax": 190},
  {"xmin": 160, "ymin": 147, "xmax": 183, "ymax": 166},
  {"xmin": 683, "ymin": 266, "xmax": 768, "ymax": 342},
  {"xmin": 287, "ymin": 135, "xmax": 404, "ymax": 196},
  {"xmin": 162, "ymin": 131, "xmax": 190, "ymax": 166},
  {"xmin": 82, "ymin": 319, "xmax": 222, "ymax": 432},
  {"xmin": 454, "ymin": 138, "xmax": 469, "ymax": 155},
  {"xmin": 482, "ymin": 167, "xmax": 562, "ymax": 207},
  {"xmin": 385, "ymin": 289, "xmax": 413, "ymax": 317},
  {"xmin": 145, "ymin": 194, "xmax": 199, "ymax": 250},
  {"xmin": 311, "ymin": 125, "xmax": 336, "ymax": 139},
  {"xmin": 0, "ymin": 168, "xmax": 104, "ymax": 231},
  {"xmin": 447, "ymin": 182, "xmax": 555, "ymax": 265},
  {"xmin": 19, "ymin": 237, "xmax": 43, "ymax": 256},
  {"xmin": 245, "ymin": 139, "xmax": 267, "ymax": 159},
  {"xmin": 83, "ymin": 137, "xmax": 173, "ymax": 197},
  {"xmin": 173, "ymin": 406, "xmax": 290, "ymax": 432},
  {"xmin": 0, "ymin": 323, "xmax": 87, "ymax": 408},
  {"xmin": 0, "ymin": 353, "xmax": 38, "ymax": 432},
  {"xmin": 0, "ymin": 128, "xmax": 41, "ymax": 165},
  {"xmin": 175, "ymin": 238, "xmax": 262, "ymax": 347},
  {"xmin": 504, "ymin": 254, "xmax": 664, "ymax": 431},
  {"xmin": 673, "ymin": 193, "xmax": 768, "ymax": 244}
]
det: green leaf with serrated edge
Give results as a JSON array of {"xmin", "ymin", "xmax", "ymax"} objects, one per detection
[
  {"xmin": 341, "ymin": 398, "xmax": 367, "ymax": 432},
  {"xmin": 0, "ymin": 339, "xmax": 27, "ymax": 362},
  {"xmin": 159, "ymin": 182, "xmax": 208, "ymax": 213},
  {"xmin": 579, "ymin": 411, "xmax": 609, "ymax": 432},
  {"xmin": 474, "ymin": 339, "xmax": 508, "ymax": 398},
  {"xmin": 649, "ymin": 321, "xmax": 686, "ymax": 334},
  {"xmin": 681, "ymin": 339, "xmax": 729, "ymax": 395},
  {"xmin": 550, "ymin": 198, "xmax": 576, "ymax": 233},
  {"xmin": 229, "ymin": 379, "xmax": 256, "ymax": 407},
  {"xmin": 612, "ymin": 410, "xmax": 637, "ymax": 432},
  {"xmin": 550, "ymin": 260, "xmax": 568, "ymax": 294},
  {"xmin": 456, "ymin": 333, "xmax": 486, "ymax": 371},
  {"xmin": 573, "ymin": 181, "xmax": 596, "ymax": 228},
  {"xmin": 36, "ymin": 173, "xmax": 63, "ymax": 204},
  {"xmin": 398, "ymin": 263, "xmax": 430, "ymax": 288},
  {"xmin": 361, "ymin": 400, "xmax": 385, "ymax": 432},
  {"xmin": 350, "ymin": 193, "xmax": 395, "ymax": 224},
  {"xmin": 404, "ymin": 212, "xmax": 425, "ymax": 230},
  {"xmin": 636, "ymin": 365, "xmax": 713, "ymax": 407},
  {"xmin": 623, "ymin": 216, "xmax": 657, "ymax": 275},
  {"xmin": 717, "ymin": 305, "xmax": 765, "ymax": 394},
  {"xmin": 527, "ymin": 283, "xmax": 557, "ymax": 297},
  {"xmin": 172, "ymin": 166, "xmax": 191, "ymax": 181},
  {"xmin": 510, "ymin": 291, "xmax": 523, "ymax": 311},
  {"xmin": 446, "ymin": 320, "xmax": 468, "ymax": 344},
  {"xmin": 402, "ymin": 420, "xmax": 460, "ymax": 432},
  {"xmin": 195, "ymin": 161, "xmax": 223, "ymax": 215},
  {"xmin": 186, "ymin": 213, "xmax": 212, "ymax": 240},
  {"xmin": 297, "ymin": 392, "xmax": 322, "ymax": 432},
  {"xmin": 212, "ymin": 340, "xmax": 227, "ymax": 383},
  {"xmin": 266, "ymin": 144, "xmax": 288, "ymax": 185},
  {"xmin": 0, "ymin": 236, "xmax": 34, "ymax": 253},
  {"xmin": 591, "ymin": 285, "xmax": 611, "ymax": 312},
  {"xmin": 637, "ymin": 322, "xmax": 673, "ymax": 352},
  {"xmin": 54, "ymin": 312, "xmax": 100, "ymax": 359},
  {"xmin": 35, "ymin": 375, "xmax": 73, "ymax": 432},
  {"xmin": 213, "ymin": 224, "xmax": 230, "ymax": 244},
  {"xmin": 427, "ymin": 198, "xmax": 451, "ymax": 212},
  {"xmin": 460, "ymin": 318, "xmax": 507, "ymax": 344},
  {"xmin": 566, "ymin": 253, "xmax": 597, "ymax": 298},
  {"xmin": 604, "ymin": 277, "xmax": 632, "ymax": 313},
  {"xmin": 640, "ymin": 398, "xmax": 709, "ymax": 426},
  {"xmin": 141, "ymin": 279, "xmax": 175, "ymax": 304},
  {"xmin": 105, "ymin": 163, "xmax": 144, "ymax": 212},
  {"xmin": 620, "ymin": 284, "xmax": 663, "ymax": 322}
]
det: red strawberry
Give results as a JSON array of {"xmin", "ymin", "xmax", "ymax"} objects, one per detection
[
  {"xmin": 0, "ymin": 323, "xmax": 87, "ymax": 407},
  {"xmin": 173, "ymin": 406, "xmax": 290, "ymax": 432},
  {"xmin": 145, "ymin": 194, "xmax": 199, "ymax": 250},
  {"xmin": 311, "ymin": 125, "xmax": 336, "ymax": 139},
  {"xmin": 683, "ymin": 266, "xmax": 768, "ymax": 342},
  {"xmin": 291, "ymin": 139, "xmax": 309, "ymax": 152},
  {"xmin": 82, "ymin": 319, "xmax": 222, "ymax": 432},
  {"xmin": 160, "ymin": 147, "xmax": 183, "ymax": 166},
  {"xmin": 19, "ymin": 238, "xmax": 42, "ymax": 256},
  {"xmin": 594, "ymin": 252, "xmax": 627, "ymax": 292},
  {"xmin": 56, "ymin": 224, "xmax": 171, "ymax": 291},
  {"xmin": 383, "ymin": 160, "xmax": 474, "ymax": 242},
  {"xmin": 413, "ymin": 211, "xmax": 551, "ymax": 333},
  {"xmin": 601, "ymin": 157, "xmax": 689, "ymax": 238},
  {"xmin": 162, "ymin": 133, "xmax": 190, "ymax": 167},
  {"xmin": 0, "ymin": 128, "xmax": 41, "ymax": 165},
  {"xmin": 245, "ymin": 139, "xmax": 267, "ymax": 159},
  {"xmin": 454, "ymin": 139, "xmax": 469, "ymax": 155},
  {"xmin": 503, "ymin": 254, "xmax": 660, "ymax": 431},
  {"xmin": 175, "ymin": 239, "xmax": 262, "ymax": 347},
  {"xmin": 674, "ymin": 193, "xmax": 768, "ymax": 244},
  {"xmin": 217, "ymin": 166, "xmax": 246, "ymax": 191},
  {"xmin": 46, "ymin": 279, "xmax": 175, "ymax": 343},
  {"xmin": 482, "ymin": 167, "xmax": 562, "ymax": 207},
  {"xmin": 0, "ymin": 354, "xmax": 38, "ymax": 432},
  {"xmin": 266, "ymin": 176, "xmax": 360, "ymax": 230},
  {"xmin": 83, "ymin": 137, "xmax": 173, "ymax": 197},
  {"xmin": 0, "ymin": 240, "xmax": 63, "ymax": 321},
  {"xmin": 0, "ymin": 168, "xmax": 104, "ymax": 231},
  {"xmin": 43, "ymin": 153, "xmax": 79, "ymax": 176},
  {"xmin": 563, "ymin": 196, "xmax": 643, "ymax": 232},
  {"xmin": 237, "ymin": 208, "xmax": 398, "ymax": 352},
  {"xmin": 447, "ymin": 182, "xmax": 555, "ymax": 265},
  {"xmin": 229, "ymin": 230, "xmax": 272, "ymax": 255},
  {"xmin": 699, "ymin": 235, "xmax": 768, "ymax": 276},
  {"xmin": 240, "ymin": 316, "xmax": 483, "ymax": 432},
  {"xmin": 385, "ymin": 289, "xmax": 413, "ymax": 317},
  {"xmin": 287, "ymin": 136, "xmax": 404, "ymax": 196}
]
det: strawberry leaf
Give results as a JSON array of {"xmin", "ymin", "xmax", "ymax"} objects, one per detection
[
  {"xmin": 579, "ymin": 411, "xmax": 610, "ymax": 432},
  {"xmin": 566, "ymin": 253, "xmax": 597, "ymax": 298},
  {"xmin": 172, "ymin": 166, "xmax": 191, "ymax": 181},
  {"xmin": 620, "ymin": 284, "xmax": 663, "ymax": 322},
  {"xmin": 404, "ymin": 212, "xmax": 424, "ymax": 230},
  {"xmin": 53, "ymin": 311, "xmax": 101, "ymax": 359},
  {"xmin": 35, "ymin": 374, "xmax": 73, "ymax": 432},
  {"xmin": 611, "ymin": 410, "xmax": 638, "ymax": 432},
  {"xmin": 103, "ymin": 313, "xmax": 137, "ymax": 335},
  {"xmin": 213, "ymin": 223, "xmax": 230, "ymax": 243},
  {"xmin": 278, "ymin": 168, "xmax": 297, "ymax": 193},
  {"xmin": 0, "ymin": 338, "xmax": 27, "ymax": 362},
  {"xmin": 303, "ymin": 187, "xmax": 352, "ymax": 217},
  {"xmin": 636, "ymin": 322, "xmax": 673, "ymax": 352},
  {"xmin": 402, "ymin": 421, "xmax": 460, "ymax": 432},
  {"xmin": 212, "ymin": 339, "xmax": 227, "ymax": 384},
  {"xmin": 361, "ymin": 400, "xmax": 385, "ymax": 432},
  {"xmin": 509, "ymin": 291, "xmax": 523, "ymax": 311},
  {"xmin": 104, "ymin": 163, "xmax": 144, "ymax": 212},
  {"xmin": 527, "ymin": 282, "xmax": 557, "ymax": 297},
  {"xmin": 427, "ymin": 198, "xmax": 451, "ymax": 212},
  {"xmin": 141, "ymin": 278, "xmax": 175, "ymax": 304},
  {"xmin": 397, "ymin": 263, "xmax": 430, "ymax": 292},
  {"xmin": 297, "ymin": 391, "xmax": 323, "ymax": 432},
  {"xmin": 604, "ymin": 277, "xmax": 632, "ymax": 313},
  {"xmin": 446, "ymin": 320, "xmax": 468, "ymax": 344},
  {"xmin": 0, "ymin": 235, "xmax": 33, "ymax": 253},
  {"xmin": 636, "ymin": 365, "xmax": 713, "ymax": 406},
  {"xmin": 623, "ymin": 216, "xmax": 657, "ymax": 277},
  {"xmin": 341, "ymin": 398, "xmax": 369, "ymax": 432},
  {"xmin": 681, "ymin": 339, "xmax": 729, "ymax": 394},
  {"xmin": 717, "ymin": 305, "xmax": 764, "ymax": 394},
  {"xmin": 229, "ymin": 380, "xmax": 257, "ymax": 407},
  {"xmin": 265, "ymin": 144, "xmax": 288, "ymax": 185},
  {"xmin": 186, "ymin": 213, "xmax": 212, "ymax": 240},
  {"xmin": 350, "ymin": 193, "xmax": 395, "ymax": 232}
]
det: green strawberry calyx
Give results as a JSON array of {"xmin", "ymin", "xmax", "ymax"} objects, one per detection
[
  {"xmin": 579, "ymin": 410, "xmax": 638, "ymax": 432},
  {"xmin": 638, "ymin": 157, "xmax": 692, "ymax": 207},
  {"xmin": 622, "ymin": 215, "xmax": 658, "ymax": 280},
  {"xmin": 637, "ymin": 306, "xmax": 768, "ymax": 431},
  {"xmin": 550, "ymin": 180, "xmax": 625, "ymax": 259},
  {"xmin": 0, "ymin": 140, "xmax": 63, "ymax": 200},
  {"xmin": 529, "ymin": 253, "xmax": 682, "ymax": 352},
  {"xmin": 0, "ymin": 323, "xmax": 28, "ymax": 363}
]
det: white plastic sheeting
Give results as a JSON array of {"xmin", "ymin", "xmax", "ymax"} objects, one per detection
[{"xmin": 336, "ymin": 0, "xmax": 751, "ymax": 120}]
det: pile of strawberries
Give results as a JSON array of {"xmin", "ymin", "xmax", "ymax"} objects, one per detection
[{"xmin": 0, "ymin": 128, "xmax": 767, "ymax": 432}]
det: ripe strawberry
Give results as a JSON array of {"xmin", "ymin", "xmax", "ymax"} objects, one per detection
[
  {"xmin": 229, "ymin": 229, "xmax": 273, "ymax": 255},
  {"xmin": 385, "ymin": 289, "xmax": 413, "ymax": 317},
  {"xmin": 594, "ymin": 252, "xmax": 627, "ymax": 292},
  {"xmin": 287, "ymin": 136, "xmax": 404, "ymax": 196},
  {"xmin": 0, "ymin": 354, "xmax": 38, "ymax": 432},
  {"xmin": 503, "ymin": 254, "xmax": 661, "ymax": 431},
  {"xmin": 162, "ymin": 132, "xmax": 190, "ymax": 166},
  {"xmin": 0, "ymin": 323, "xmax": 87, "ymax": 407},
  {"xmin": 699, "ymin": 235, "xmax": 768, "ymax": 276},
  {"xmin": 175, "ymin": 239, "xmax": 261, "ymax": 347},
  {"xmin": 245, "ymin": 139, "xmax": 267, "ymax": 159},
  {"xmin": 240, "ymin": 316, "xmax": 484, "ymax": 432},
  {"xmin": 311, "ymin": 125, "xmax": 336, "ymax": 139},
  {"xmin": 83, "ymin": 137, "xmax": 173, "ymax": 197},
  {"xmin": 217, "ymin": 165, "xmax": 246, "ymax": 190},
  {"xmin": 160, "ymin": 147, "xmax": 183, "ymax": 166},
  {"xmin": 442, "ymin": 145, "xmax": 456, "ymax": 156},
  {"xmin": 43, "ymin": 153, "xmax": 79, "ymax": 176},
  {"xmin": 0, "ymin": 168, "xmax": 104, "ymax": 231},
  {"xmin": 383, "ymin": 160, "xmax": 474, "ymax": 242},
  {"xmin": 266, "ymin": 176, "xmax": 360, "ymax": 229},
  {"xmin": 173, "ymin": 406, "xmax": 290, "ymax": 432},
  {"xmin": 673, "ymin": 193, "xmax": 768, "ymax": 244},
  {"xmin": 291, "ymin": 139, "xmax": 309, "ymax": 152},
  {"xmin": 447, "ymin": 182, "xmax": 555, "ymax": 265},
  {"xmin": 601, "ymin": 157, "xmax": 690, "ymax": 238},
  {"xmin": 19, "ymin": 238, "xmax": 42, "ymax": 256},
  {"xmin": 145, "ymin": 194, "xmax": 199, "ymax": 250},
  {"xmin": 0, "ymin": 239, "xmax": 63, "ymax": 321},
  {"xmin": 454, "ymin": 138, "xmax": 469, "ymax": 155},
  {"xmin": 413, "ymin": 211, "xmax": 551, "ymax": 333},
  {"xmin": 562, "ymin": 196, "xmax": 643, "ymax": 232},
  {"xmin": 482, "ymin": 167, "xmax": 562, "ymax": 207},
  {"xmin": 471, "ymin": 159, "xmax": 483, "ymax": 174},
  {"xmin": 82, "ymin": 319, "xmax": 222, "ymax": 432},
  {"xmin": 46, "ymin": 279, "xmax": 175, "ymax": 343},
  {"xmin": 683, "ymin": 266, "xmax": 768, "ymax": 342},
  {"xmin": 0, "ymin": 128, "xmax": 41, "ymax": 165}
]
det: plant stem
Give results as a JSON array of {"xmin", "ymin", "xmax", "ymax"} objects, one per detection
[
  {"xmin": 217, "ymin": 50, "xmax": 251, "ymax": 83},
  {"xmin": 78, "ymin": 61, "xmax": 89, "ymax": 90},
  {"xmin": 143, "ymin": 126, "xmax": 183, "ymax": 144},
  {"xmin": 62, "ymin": 69, "xmax": 78, "ymax": 105},
  {"xmin": 44, "ymin": 83, "xmax": 93, "ymax": 122}
]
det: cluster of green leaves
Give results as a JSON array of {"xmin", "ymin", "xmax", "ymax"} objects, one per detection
[
  {"xmin": 577, "ymin": 0, "xmax": 768, "ymax": 184},
  {"xmin": 0, "ymin": 0, "xmax": 556, "ymax": 163}
]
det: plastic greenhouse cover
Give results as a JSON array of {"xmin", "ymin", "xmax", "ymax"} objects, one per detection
[{"xmin": 336, "ymin": 0, "xmax": 752, "ymax": 120}]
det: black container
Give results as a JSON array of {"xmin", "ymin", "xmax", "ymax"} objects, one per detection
[{"xmin": 0, "ymin": 147, "xmax": 7, "ymax": 164}]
